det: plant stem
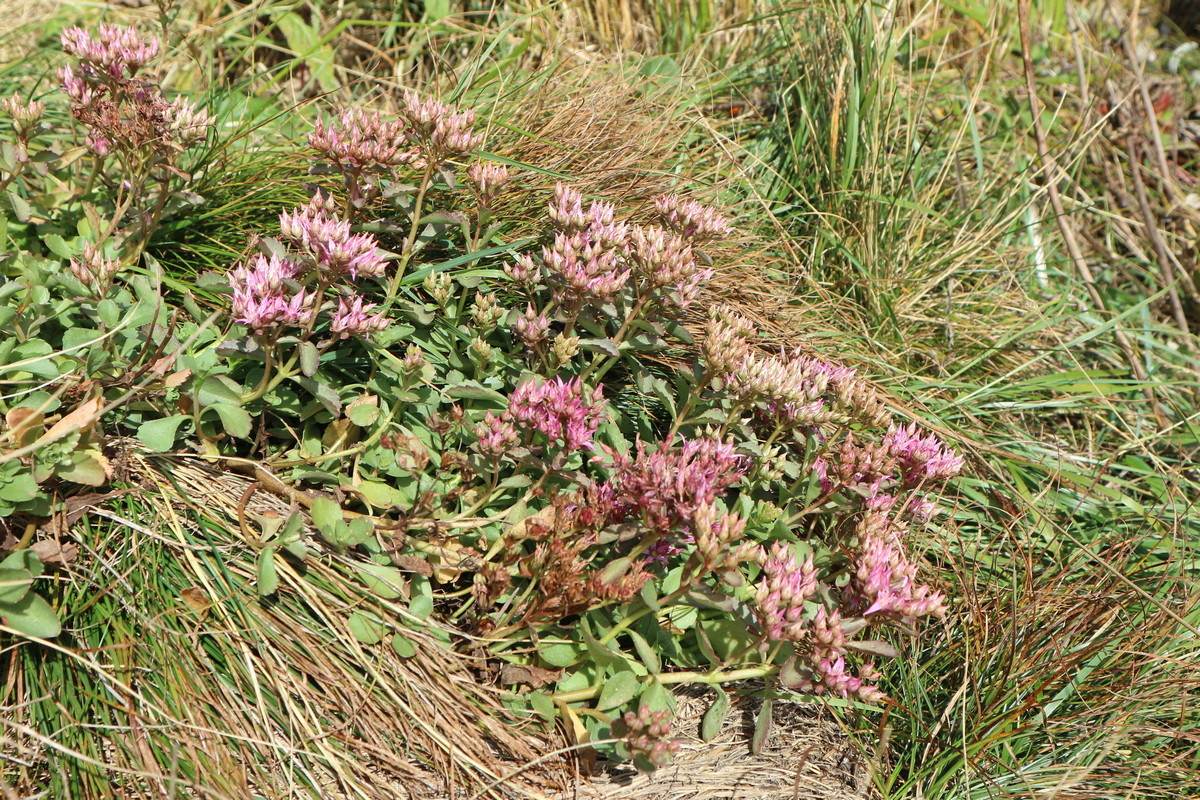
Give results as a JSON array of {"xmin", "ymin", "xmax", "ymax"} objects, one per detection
[{"xmin": 550, "ymin": 664, "xmax": 778, "ymax": 704}]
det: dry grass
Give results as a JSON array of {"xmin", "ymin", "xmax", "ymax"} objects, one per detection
[{"xmin": 3, "ymin": 442, "xmax": 569, "ymax": 800}]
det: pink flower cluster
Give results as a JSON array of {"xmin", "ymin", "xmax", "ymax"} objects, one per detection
[
  {"xmin": 310, "ymin": 93, "xmax": 480, "ymax": 174},
  {"xmin": 309, "ymin": 108, "xmax": 414, "ymax": 170},
  {"xmin": 883, "ymin": 423, "xmax": 964, "ymax": 488},
  {"xmin": 607, "ymin": 437, "xmax": 747, "ymax": 545},
  {"xmin": 58, "ymin": 24, "xmax": 209, "ymax": 161},
  {"xmin": 755, "ymin": 542, "xmax": 818, "ymax": 640},
  {"xmin": 704, "ymin": 308, "xmax": 890, "ymax": 430},
  {"xmin": 466, "ymin": 162, "xmax": 511, "ymax": 205},
  {"xmin": 503, "ymin": 376, "xmax": 607, "ymax": 452},
  {"xmin": 60, "ymin": 24, "xmax": 160, "ymax": 78},
  {"xmin": 627, "ymin": 224, "xmax": 712, "ymax": 310},
  {"xmin": 654, "ymin": 194, "xmax": 734, "ymax": 240},
  {"xmin": 397, "ymin": 89, "xmax": 481, "ymax": 160},
  {"xmin": 529, "ymin": 183, "xmax": 720, "ymax": 313},
  {"xmin": 279, "ymin": 195, "xmax": 387, "ymax": 279},
  {"xmin": 329, "ymin": 296, "xmax": 388, "ymax": 339},
  {"xmin": 541, "ymin": 184, "xmax": 631, "ymax": 305},
  {"xmin": 851, "ymin": 521, "xmax": 945, "ymax": 623},
  {"xmin": 615, "ymin": 705, "xmax": 681, "ymax": 770},
  {"xmin": 228, "ymin": 196, "xmax": 393, "ymax": 338},
  {"xmin": 807, "ymin": 657, "xmax": 885, "ymax": 704},
  {"xmin": 2, "ymin": 95, "xmax": 44, "ymax": 139},
  {"xmin": 229, "ymin": 253, "xmax": 315, "ymax": 333}
]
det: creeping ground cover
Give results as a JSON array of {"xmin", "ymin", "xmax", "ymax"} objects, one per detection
[{"xmin": 0, "ymin": 18, "xmax": 960, "ymax": 794}]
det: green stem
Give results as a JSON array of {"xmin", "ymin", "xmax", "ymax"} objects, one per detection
[
  {"xmin": 386, "ymin": 162, "xmax": 437, "ymax": 303},
  {"xmin": 550, "ymin": 664, "xmax": 778, "ymax": 705}
]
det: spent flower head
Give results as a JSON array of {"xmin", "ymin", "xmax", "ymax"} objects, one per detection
[
  {"xmin": 69, "ymin": 244, "xmax": 122, "ymax": 295},
  {"xmin": 614, "ymin": 706, "xmax": 681, "ymax": 772},
  {"xmin": 607, "ymin": 436, "xmax": 748, "ymax": 543}
]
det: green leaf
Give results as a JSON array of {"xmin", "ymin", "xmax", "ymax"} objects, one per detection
[
  {"xmin": 356, "ymin": 562, "xmax": 407, "ymax": 600},
  {"xmin": 846, "ymin": 639, "xmax": 900, "ymax": 659},
  {"xmin": 627, "ymin": 629, "xmax": 661, "ymax": 675},
  {"xmin": 209, "ymin": 403, "xmax": 252, "ymax": 439},
  {"xmin": 6, "ymin": 189, "xmax": 30, "ymax": 222},
  {"xmin": 298, "ymin": 340, "xmax": 320, "ymax": 377},
  {"xmin": 44, "ymin": 234, "xmax": 74, "ymax": 259},
  {"xmin": 198, "ymin": 375, "xmax": 243, "ymax": 406},
  {"xmin": 639, "ymin": 679, "xmax": 675, "ymax": 714},
  {"xmin": 577, "ymin": 338, "xmax": 620, "ymax": 358},
  {"xmin": 347, "ymin": 611, "xmax": 384, "ymax": 644},
  {"xmin": 596, "ymin": 671, "xmax": 640, "ymax": 712},
  {"xmin": 310, "ymin": 497, "xmax": 342, "ymax": 535},
  {"xmin": 528, "ymin": 691, "xmax": 556, "ymax": 721},
  {"xmin": 581, "ymin": 620, "xmax": 627, "ymax": 672},
  {"xmin": 539, "ymin": 642, "xmax": 582, "ymax": 668},
  {"xmin": 347, "ymin": 402, "xmax": 379, "ymax": 426},
  {"xmin": 0, "ymin": 568, "xmax": 33, "ymax": 604},
  {"xmin": 1, "ymin": 591, "xmax": 61, "ymax": 638},
  {"xmin": 354, "ymin": 481, "xmax": 404, "ymax": 508},
  {"xmin": 294, "ymin": 375, "xmax": 342, "ymax": 416},
  {"xmin": 445, "ymin": 380, "xmax": 507, "ymax": 403},
  {"xmin": 639, "ymin": 581, "xmax": 661, "ymax": 612},
  {"xmin": 391, "ymin": 632, "xmax": 417, "ymax": 658},
  {"xmin": 257, "ymin": 547, "xmax": 279, "ymax": 596},
  {"xmin": 56, "ymin": 450, "xmax": 109, "ymax": 487},
  {"xmin": 0, "ymin": 471, "xmax": 40, "ymax": 503},
  {"xmin": 0, "ymin": 549, "xmax": 43, "ymax": 576},
  {"xmin": 408, "ymin": 590, "xmax": 434, "ymax": 620},
  {"xmin": 135, "ymin": 415, "xmax": 190, "ymax": 452},
  {"xmin": 751, "ymin": 696, "xmax": 773, "ymax": 756},
  {"xmin": 701, "ymin": 687, "xmax": 730, "ymax": 742}
]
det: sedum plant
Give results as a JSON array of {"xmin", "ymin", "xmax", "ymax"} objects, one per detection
[{"xmin": 1, "ymin": 21, "xmax": 959, "ymax": 774}]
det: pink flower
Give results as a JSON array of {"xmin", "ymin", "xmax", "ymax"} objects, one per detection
[
  {"xmin": 505, "ymin": 253, "xmax": 540, "ymax": 285},
  {"xmin": 467, "ymin": 162, "xmax": 511, "ymax": 204},
  {"xmin": 329, "ymin": 296, "xmax": 388, "ymax": 339},
  {"xmin": 882, "ymin": 423, "xmax": 964, "ymax": 488},
  {"xmin": 60, "ymin": 24, "xmax": 160, "ymax": 78},
  {"xmin": 852, "ymin": 534, "xmax": 945, "ymax": 622},
  {"xmin": 229, "ymin": 253, "xmax": 314, "ymax": 333},
  {"xmin": 504, "ymin": 376, "xmax": 606, "ymax": 452},
  {"xmin": 309, "ymin": 108, "xmax": 415, "ymax": 170},
  {"xmin": 809, "ymin": 657, "xmax": 886, "ymax": 703},
  {"xmin": 606, "ymin": 436, "xmax": 747, "ymax": 540},
  {"xmin": 279, "ymin": 198, "xmax": 386, "ymax": 279},
  {"xmin": 628, "ymin": 224, "xmax": 712, "ymax": 308},
  {"xmin": 397, "ymin": 90, "xmax": 480, "ymax": 159},
  {"xmin": 473, "ymin": 412, "xmax": 519, "ymax": 459},
  {"xmin": 654, "ymin": 194, "xmax": 734, "ymax": 240},
  {"xmin": 547, "ymin": 183, "xmax": 588, "ymax": 231},
  {"xmin": 755, "ymin": 542, "xmax": 818, "ymax": 641},
  {"xmin": 514, "ymin": 304, "xmax": 551, "ymax": 346},
  {"xmin": 542, "ymin": 231, "xmax": 631, "ymax": 304}
]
